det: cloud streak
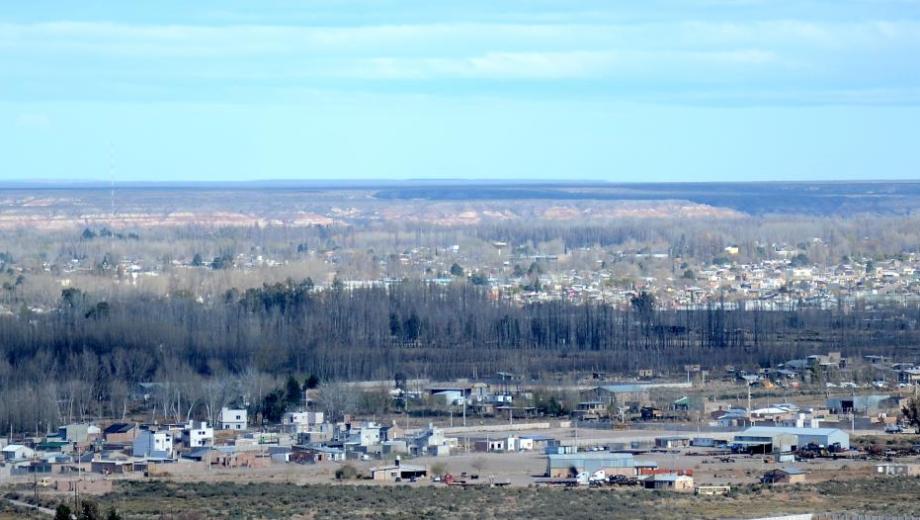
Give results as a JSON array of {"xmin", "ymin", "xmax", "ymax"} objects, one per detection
[{"xmin": 0, "ymin": 6, "xmax": 918, "ymax": 104}]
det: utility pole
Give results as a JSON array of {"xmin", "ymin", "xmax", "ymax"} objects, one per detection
[
  {"xmin": 747, "ymin": 382, "xmax": 754, "ymax": 426},
  {"xmin": 75, "ymin": 444, "xmax": 81, "ymax": 509},
  {"xmin": 574, "ymin": 418, "xmax": 578, "ymax": 452},
  {"xmin": 851, "ymin": 389, "xmax": 856, "ymax": 432}
]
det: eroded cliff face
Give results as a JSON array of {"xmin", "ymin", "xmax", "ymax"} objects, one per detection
[{"xmin": 0, "ymin": 190, "xmax": 739, "ymax": 231}]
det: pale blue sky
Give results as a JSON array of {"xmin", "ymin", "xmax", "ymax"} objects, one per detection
[{"xmin": 2, "ymin": 1, "xmax": 919, "ymax": 182}]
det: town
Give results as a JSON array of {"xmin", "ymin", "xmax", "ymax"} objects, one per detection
[
  {"xmin": 3, "ymin": 348, "xmax": 920, "ymax": 514},
  {"xmin": 6, "ymin": 220, "xmax": 920, "ymax": 314},
  {"xmin": 5, "ymin": 0, "xmax": 920, "ymax": 513},
  {"xmin": 2, "ymin": 187, "xmax": 920, "ymax": 516}
]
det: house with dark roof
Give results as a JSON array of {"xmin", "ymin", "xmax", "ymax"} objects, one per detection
[{"xmin": 103, "ymin": 423, "xmax": 138, "ymax": 444}]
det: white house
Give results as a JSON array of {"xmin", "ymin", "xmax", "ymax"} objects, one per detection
[
  {"xmin": 58, "ymin": 423, "xmax": 101, "ymax": 443},
  {"xmin": 432, "ymin": 390, "xmax": 465, "ymax": 406},
  {"xmin": 182, "ymin": 421, "xmax": 214, "ymax": 447},
  {"xmin": 220, "ymin": 408, "xmax": 248, "ymax": 431},
  {"xmin": 341, "ymin": 421, "xmax": 381, "ymax": 448},
  {"xmin": 132, "ymin": 430, "xmax": 173, "ymax": 459},
  {"xmin": 517, "ymin": 437, "xmax": 535, "ymax": 451},
  {"xmin": 2, "ymin": 444, "xmax": 34, "ymax": 461},
  {"xmin": 281, "ymin": 411, "xmax": 324, "ymax": 433},
  {"xmin": 409, "ymin": 425, "xmax": 453, "ymax": 456}
]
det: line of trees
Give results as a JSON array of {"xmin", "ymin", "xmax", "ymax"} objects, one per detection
[{"xmin": 2, "ymin": 281, "xmax": 920, "ymax": 433}]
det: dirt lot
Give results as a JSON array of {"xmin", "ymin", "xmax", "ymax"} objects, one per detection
[
  {"xmin": 64, "ymin": 449, "xmax": 885, "ymax": 489},
  {"xmin": 5, "ymin": 426, "xmax": 898, "ymax": 490}
]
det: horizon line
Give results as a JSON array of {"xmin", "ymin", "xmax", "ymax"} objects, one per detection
[{"xmin": 2, "ymin": 178, "xmax": 920, "ymax": 189}]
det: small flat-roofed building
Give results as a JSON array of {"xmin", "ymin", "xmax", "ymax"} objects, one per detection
[
  {"xmin": 827, "ymin": 395, "xmax": 903, "ymax": 415},
  {"xmin": 219, "ymin": 408, "xmax": 248, "ymax": 431},
  {"xmin": 898, "ymin": 368, "xmax": 920, "ymax": 386},
  {"xmin": 58, "ymin": 424, "xmax": 100, "ymax": 444},
  {"xmin": 103, "ymin": 423, "xmax": 137, "ymax": 444},
  {"xmin": 762, "ymin": 467, "xmax": 806, "ymax": 485},
  {"xmin": 370, "ymin": 461, "xmax": 427, "ymax": 482},
  {"xmin": 643, "ymin": 473, "xmax": 694, "ymax": 492},
  {"xmin": 690, "ymin": 437, "xmax": 728, "ymax": 448},
  {"xmin": 91, "ymin": 459, "xmax": 134, "ymax": 475},
  {"xmin": 696, "ymin": 485, "xmax": 730, "ymax": 496},
  {"xmin": 132, "ymin": 430, "xmax": 173, "ymax": 459},
  {"xmin": 182, "ymin": 421, "xmax": 214, "ymax": 448},
  {"xmin": 520, "ymin": 435, "xmax": 555, "ymax": 452},
  {"xmin": 472, "ymin": 437, "xmax": 513, "ymax": 453},
  {"xmin": 2, "ymin": 444, "xmax": 34, "ymax": 461},
  {"xmin": 209, "ymin": 447, "xmax": 269, "ymax": 469},
  {"xmin": 290, "ymin": 445, "xmax": 345, "ymax": 463},
  {"xmin": 181, "ymin": 447, "xmax": 214, "ymax": 462},
  {"xmin": 594, "ymin": 384, "xmax": 651, "ymax": 404},
  {"xmin": 431, "ymin": 390, "xmax": 465, "ymax": 406},
  {"xmin": 281, "ymin": 411, "xmax": 324, "ymax": 434},
  {"xmin": 876, "ymin": 463, "xmax": 920, "ymax": 477},
  {"xmin": 655, "ymin": 436, "xmax": 691, "ymax": 449},
  {"xmin": 381, "ymin": 440, "xmax": 408, "ymax": 455}
]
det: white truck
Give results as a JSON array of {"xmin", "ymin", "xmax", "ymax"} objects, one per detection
[{"xmin": 577, "ymin": 470, "xmax": 608, "ymax": 486}]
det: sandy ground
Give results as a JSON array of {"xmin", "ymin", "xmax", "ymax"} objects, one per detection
[{"xmin": 69, "ymin": 448, "xmax": 892, "ymax": 489}]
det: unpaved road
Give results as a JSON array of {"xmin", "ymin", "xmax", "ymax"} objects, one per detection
[{"xmin": 4, "ymin": 497, "xmax": 53, "ymax": 516}]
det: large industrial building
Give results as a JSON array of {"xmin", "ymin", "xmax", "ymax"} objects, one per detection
[
  {"xmin": 733, "ymin": 426, "xmax": 849, "ymax": 453},
  {"xmin": 545, "ymin": 452, "xmax": 657, "ymax": 478}
]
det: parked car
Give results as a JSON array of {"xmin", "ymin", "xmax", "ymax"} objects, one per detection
[{"xmin": 885, "ymin": 424, "xmax": 903, "ymax": 434}]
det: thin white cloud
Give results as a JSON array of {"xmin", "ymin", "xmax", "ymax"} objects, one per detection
[
  {"xmin": 1, "ymin": 20, "xmax": 918, "ymax": 56},
  {"xmin": 348, "ymin": 49, "xmax": 779, "ymax": 80},
  {"xmin": 0, "ymin": 17, "xmax": 917, "ymax": 102}
]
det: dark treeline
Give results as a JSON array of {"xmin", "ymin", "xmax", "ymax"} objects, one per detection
[
  {"xmin": 0, "ymin": 281, "xmax": 920, "ymax": 431},
  {"xmin": 2, "ymin": 281, "xmax": 920, "ymax": 431}
]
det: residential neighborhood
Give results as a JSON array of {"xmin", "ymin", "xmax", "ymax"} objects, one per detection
[{"xmin": 3, "ymin": 351, "xmax": 920, "ymax": 504}]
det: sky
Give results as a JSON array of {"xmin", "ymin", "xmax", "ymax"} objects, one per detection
[{"xmin": 1, "ymin": 1, "xmax": 919, "ymax": 183}]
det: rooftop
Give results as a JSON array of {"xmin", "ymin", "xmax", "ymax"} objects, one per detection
[
  {"xmin": 104, "ymin": 423, "xmax": 135, "ymax": 434},
  {"xmin": 371, "ymin": 464, "xmax": 426, "ymax": 472},
  {"xmin": 547, "ymin": 452, "xmax": 634, "ymax": 461},
  {"xmin": 738, "ymin": 426, "xmax": 846, "ymax": 437}
]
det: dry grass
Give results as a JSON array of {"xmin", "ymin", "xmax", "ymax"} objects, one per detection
[{"xmin": 50, "ymin": 476, "xmax": 920, "ymax": 520}]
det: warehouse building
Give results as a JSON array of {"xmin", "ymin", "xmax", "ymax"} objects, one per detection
[
  {"xmin": 545, "ymin": 452, "xmax": 656, "ymax": 478},
  {"xmin": 733, "ymin": 426, "xmax": 849, "ymax": 453}
]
